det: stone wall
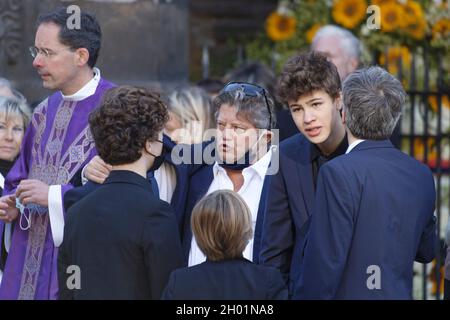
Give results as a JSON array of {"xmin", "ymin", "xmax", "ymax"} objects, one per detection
[{"xmin": 0, "ymin": 0, "xmax": 189, "ymax": 103}]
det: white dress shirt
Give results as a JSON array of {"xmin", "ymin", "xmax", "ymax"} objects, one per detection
[
  {"xmin": 153, "ymin": 162, "xmax": 177, "ymax": 203},
  {"xmin": 188, "ymin": 147, "xmax": 274, "ymax": 267},
  {"xmin": 346, "ymin": 139, "xmax": 365, "ymax": 154}
]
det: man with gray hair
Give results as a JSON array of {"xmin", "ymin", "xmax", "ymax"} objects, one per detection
[
  {"xmin": 312, "ymin": 25, "xmax": 361, "ymax": 80},
  {"xmin": 298, "ymin": 66, "xmax": 437, "ymax": 299},
  {"xmin": 0, "ymin": 78, "xmax": 26, "ymax": 102}
]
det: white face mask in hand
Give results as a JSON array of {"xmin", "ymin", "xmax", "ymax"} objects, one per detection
[{"xmin": 16, "ymin": 198, "xmax": 31, "ymax": 231}]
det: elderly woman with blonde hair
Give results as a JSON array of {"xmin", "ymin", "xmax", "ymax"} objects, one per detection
[
  {"xmin": 165, "ymin": 86, "xmax": 215, "ymax": 144},
  {"xmin": 162, "ymin": 190, "xmax": 287, "ymax": 300}
]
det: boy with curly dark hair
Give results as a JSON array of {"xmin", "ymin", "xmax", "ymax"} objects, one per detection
[{"xmin": 57, "ymin": 86, "xmax": 183, "ymax": 300}]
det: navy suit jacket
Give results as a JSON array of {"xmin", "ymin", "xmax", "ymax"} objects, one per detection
[
  {"xmin": 58, "ymin": 170, "xmax": 184, "ymax": 300},
  {"xmin": 63, "ymin": 135, "xmax": 192, "ymax": 231},
  {"xmin": 161, "ymin": 258, "xmax": 288, "ymax": 300},
  {"xmin": 259, "ymin": 133, "xmax": 315, "ymax": 295},
  {"xmin": 298, "ymin": 140, "xmax": 437, "ymax": 300},
  {"xmin": 181, "ymin": 156, "xmax": 272, "ymax": 265}
]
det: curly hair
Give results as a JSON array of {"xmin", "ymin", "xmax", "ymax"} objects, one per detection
[
  {"xmin": 276, "ymin": 51, "xmax": 341, "ymax": 105},
  {"xmin": 89, "ymin": 86, "xmax": 169, "ymax": 165}
]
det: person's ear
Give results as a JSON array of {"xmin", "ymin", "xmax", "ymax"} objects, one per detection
[
  {"xmin": 341, "ymin": 107, "xmax": 346, "ymax": 125},
  {"xmin": 144, "ymin": 140, "xmax": 152, "ymax": 155},
  {"xmin": 75, "ymin": 48, "xmax": 90, "ymax": 67},
  {"xmin": 349, "ymin": 57, "xmax": 359, "ymax": 74}
]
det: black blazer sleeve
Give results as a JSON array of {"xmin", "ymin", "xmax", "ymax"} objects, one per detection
[
  {"xmin": 415, "ymin": 214, "xmax": 437, "ymax": 263},
  {"xmin": 160, "ymin": 271, "xmax": 176, "ymax": 300},
  {"xmin": 259, "ymin": 162, "xmax": 294, "ymax": 279},
  {"xmin": 57, "ymin": 237, "xmax": 73, "ymax": 300},
  {"xmin": 415, "ymin": 173, "xmax": 437, "ymax": 263},
  {"xmin": 142, "ymin": 201, "xmax": 184, "ymax": 299},
  {"xmin": 267, "ymin": 269, "xmax": 289, "ymax": 300},
  {"xmin": 63, "ymin": 181, "xmax": 101, "ymax": 212}
]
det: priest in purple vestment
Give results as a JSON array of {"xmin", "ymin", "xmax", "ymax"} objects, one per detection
[{"xmin": 0, "ymin": 8, "xmax": 115, "ymax": 300}]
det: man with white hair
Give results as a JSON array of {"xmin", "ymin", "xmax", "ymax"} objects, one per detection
[
  {"xmin": 0, "ymin": 78, "xmax": 14, "ymax": 98},
  {"xmin": 312, "ymin": 25, "xmax": 361, "ymax": 80},
  {"xmin": 0, "ymin": 78, "xmax": 25, "ymax": 102}
]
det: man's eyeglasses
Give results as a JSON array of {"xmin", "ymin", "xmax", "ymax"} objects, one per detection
[
  {"xmin": 29, "ymin": 46, "xmax": 72, "ymax": 59},
  {"xmin": 222, "ymin": 82, "xmax": 273, "ymax": 130}
]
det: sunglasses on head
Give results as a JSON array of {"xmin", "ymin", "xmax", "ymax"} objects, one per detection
[{"xmin": 222, "ymin": 82, "xmax": 273, "ymax": 130}]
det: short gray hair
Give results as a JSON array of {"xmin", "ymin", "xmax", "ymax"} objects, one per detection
[
  {"xmin": 0, "ymin": 77, "xmax": 27, "ymax": 102},
  {"xmin": 343, "ymin": 66, "xmax": 405, "ymax": 140},
  {"xmin": 0, "ymin": 96, "xmax": 32, "ymax": 129},
  {"xmin": 312, "ymin": 25, "xmax": 361, "ymax": 62},
  {"xmin": 213, "ymin": 88, "xmax": 276, "ymax": 130}
]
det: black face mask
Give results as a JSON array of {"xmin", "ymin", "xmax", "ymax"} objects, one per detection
[
  {"xmin": 146, "ymin": 140, "xmax": 165, "ymax": 172},
  {"xmin": 218, "ymin": 149, "xmax": 252, "ymax": 171}
]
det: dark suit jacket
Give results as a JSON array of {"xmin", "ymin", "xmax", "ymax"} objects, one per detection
[
  {"xmin": 63, "ymin": 134, "xmax": 192, "ymax": 231},
  {"xmin": 298, "ymin": 140, "xmax": 437, "ymax": 299},
  {"xmin": 161, "ymin": 258, "xmax": 288, "ymax": 300},
  {"xmin": 181, "ymin": 160, "xmax": 271, "ymax": 265},
  {"xmin": 58, "ymin": 170, "xmax": 184, "ymax": 300},
  {"xmin": 259, "ymin": 134, "xmax": 315, "ymax": 295}
]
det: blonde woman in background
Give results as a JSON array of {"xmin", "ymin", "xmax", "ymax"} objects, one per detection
[
  {"xmin": 165, "ymin": 86, "xmax": 215, "ymax": 144},
  {"xmin": 0, "ymin": 97, "xmax": 31, "ymax": 284}
]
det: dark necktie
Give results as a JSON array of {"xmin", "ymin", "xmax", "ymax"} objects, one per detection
[{"xmin": 147, "ymin": 171, "xmax": 159, "ymax": 198}]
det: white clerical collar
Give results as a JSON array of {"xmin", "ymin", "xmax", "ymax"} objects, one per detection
[
  {"xmin": 61, "ymin": 67, "xmax": 101, "ymax": 101},
  {"xmin": 346, "ymin": 139, "xmax": 365, "ymax": 154}
]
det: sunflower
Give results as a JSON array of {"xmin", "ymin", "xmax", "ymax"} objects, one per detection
[
  {"xmin": 265, "ymin": 12, "xmax": 297, "ymax": 42},
  {"xmin": 413, "ymin": 137, "xmax": 437, "ymax": 165},
  {"xmin": 306, "ymin": 24, "xmax": 322, "ymax": 44},
  {"xmin": 402, "ymin": 0, "xmax": 424, "ymax": 25},
  {"xmin": 332, "ymin": 0, "xmax": 367, "ymax": 29},
  {"xmin": 379, "ymin": 46, "xmax": 412, "ymax": 75},
  {"xmin": 432, "ymin": 18, "xmax": 450, "ymax": 40},
  {"xmin": 380, "ymin": 2, "xmax": 405, "ymax": 32},
  {"xmin": 404, "ymin": 17, "xmax": 427, "ymax": 40},
  {"xmin": 371, "ymin": 0, "xmax": 395, "ymax": 5},
  {"xmin": 428, "ymin": 94, "xmax": 450, "ymax": 113}
]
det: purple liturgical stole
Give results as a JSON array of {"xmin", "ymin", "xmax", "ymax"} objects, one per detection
[{"xmin": 0, "ymin": 78, "xmax": 115, "ymax": 300}]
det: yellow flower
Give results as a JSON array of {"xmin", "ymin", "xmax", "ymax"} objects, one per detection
[
  {"xmin": 371, "ymin": 0, "xmax": 395, "ymax": 5},
  {"xmin": 380, "ymin": 2, "xmax": 405, "ymax": 32},
  {"xmin": 265, "ymin": 12, "xmax": 297, "ymax": 42},
  {"xmin": 413, "ymin": 138, "xmax": 437, "ymax": 166},
  {"xmin": 399, "ymin": 1, "xmax": 427, "ymax": 40},
  {"xmin": 332, "ymin": 0, "xmax": 367, "ymax": 29},
  {"xmin": 432, "ymin": 18, "xmax": 450, "ymax": 40},
  {"xmin": 404, "ymin": 16, "xmax": 427, "ymax": 40},
  {"xmin": 306, "ymin": 24, "xmax": 322, "ymax": 44},
  {"xmin": 428, "ymin": 94, "xmax": 450, "ymax": 113},
  {"xmin": 379, "ymin": 46, "xmax": 411, "ymax": 75},
  {"xmin": 403, "ymin": 0, "xmax": 424, "ymax": 25}
]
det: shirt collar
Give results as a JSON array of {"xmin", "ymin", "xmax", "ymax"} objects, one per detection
[
  {"xmin": 346, "ymin": 139, "xmax": 366, "ymax": 154},
  {"xmin": 213, "ymin": 146, "xmax": 275, "ymax": 180},
  {"xmin": 310, "ymin": 134, "xmax": 348, "ymax": 161},
  {"xmin": 61, "ymin": 67, "xmax": 101, "ymax": 101}
]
